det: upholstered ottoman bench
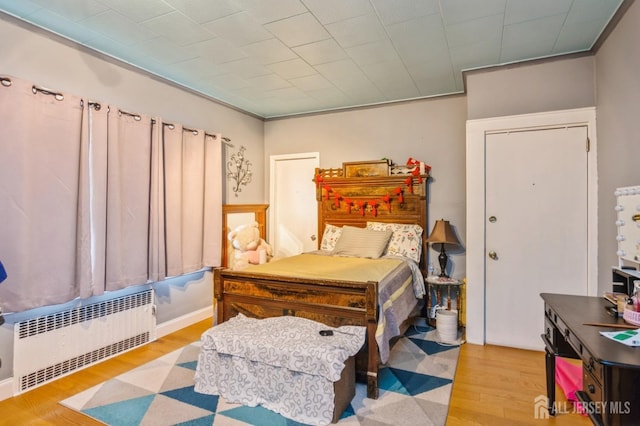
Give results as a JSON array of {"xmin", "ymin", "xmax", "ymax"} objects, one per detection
[{"xmin": 194, "ymin": 314, "xmax": 365, "ymax": 425}]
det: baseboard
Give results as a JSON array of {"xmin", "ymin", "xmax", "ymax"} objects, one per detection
[
  {"xmin": 156, "ymin": 306, "xmax": 213, "ymax": 339},
  {"xmin": 0, "ymin": 377, "xmax": 13, "ymax": 402}
]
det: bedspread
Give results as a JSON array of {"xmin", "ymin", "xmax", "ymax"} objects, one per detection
[{"xmin": 242, "ymin": 252, "xmax": 424, "ymax": 363}]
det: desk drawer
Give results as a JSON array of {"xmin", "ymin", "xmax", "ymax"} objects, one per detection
[
  {"xmin": 545, "ymin": 304, "xmax": 580, "ymax": 356},
  {"xmin": 583, "ymin": 366, "xmax": 603, "ymax": 404}
]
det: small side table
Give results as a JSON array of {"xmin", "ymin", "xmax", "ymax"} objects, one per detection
[{"xmin": 425, "ymin": 276, "xmax": 462, "ymax": 325}]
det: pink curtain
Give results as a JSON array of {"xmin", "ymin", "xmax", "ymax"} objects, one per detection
[
  {"xmin": 0, "ymin": 77, "xmax": 86, "ymax": 312},
  {"xmin": 0, "ymin": 75, "xmax": 223, "ymax": 313},
  {"xmin": 163, "ymin": 126, "xmax": 222, "ymax": 277}
]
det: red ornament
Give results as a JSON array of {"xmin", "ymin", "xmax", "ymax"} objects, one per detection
[
  {"xmin": 381, "ymin": 194, "xmax": 391, "ymax": 212},
  {"xmin": 403, "ymin": 176, "xmax": 413, "ymax": 193},
  {"xmin": 393, "ymin": 187, "xmax": 404, "ymax": 204},
  {"xmin": 343, "ymin": 197, "xmax": 353, "ymax": 213},
  {"xmin": 355, "ymin": 200, "xmax": 366, "ymax": 216},
  {"xmin": 411, "ymin": 167, "xmax": 423, "ymax": 184},
  {"xmin": 315, "ymin": 174, "xmax": 323, "ymax": 188},
  {"xmin": 369, "ymin": 200, "xmax": 379, "ymax": 217},
  {"xmin": 322, "ymin": 184, "xmax": 332, "ymax": 200},
  {"xmin": 333, "ymin": 191, "xmax": 342, "ymax": 208}
]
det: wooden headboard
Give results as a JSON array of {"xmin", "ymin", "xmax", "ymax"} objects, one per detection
[{"xmin": 314, "ymin": 167, "xmax": 430, "ymax": 275}]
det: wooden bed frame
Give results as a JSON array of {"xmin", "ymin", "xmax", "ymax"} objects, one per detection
[{"xmin": 213, "ymin": 166, "xmax": 429, "ymax": 399}]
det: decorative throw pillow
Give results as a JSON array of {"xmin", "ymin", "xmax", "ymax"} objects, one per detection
[
  {"xmin": 366, "ymin": 221, "xmax": 423, "ymax": 263},
  {"xmin": 332, "ymin": 226, "xmax": 393, "ymax": 259},
  {"xmin": 320, "ymin": 224, "xmax": 342, "ymax": 251}
]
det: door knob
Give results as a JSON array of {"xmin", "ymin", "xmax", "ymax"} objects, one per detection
[
  {"xmin": 488, "ymin": 251, "xmax": 498, "ymax": 260},
  {"xmin": 310, "ymin": 235, "xmax": 316, "ymax": 241},
  {"xmin": 488, "ymin": 216, "xmax": 497, "ymax": 223}
]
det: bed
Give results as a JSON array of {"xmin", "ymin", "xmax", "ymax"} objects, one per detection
[{"xmin": 213, "ymin": 166, "xmax": 429, "ymax": 399}]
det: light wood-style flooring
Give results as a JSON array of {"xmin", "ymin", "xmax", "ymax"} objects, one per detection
[{"xmin": 0, "ymin": 319, "xmax": 590, "ymax": 425}]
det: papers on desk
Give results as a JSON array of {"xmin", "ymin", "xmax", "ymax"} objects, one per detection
[{"xmin": 600, "ymin": 328, "xmax": 640, "ymax": 346}]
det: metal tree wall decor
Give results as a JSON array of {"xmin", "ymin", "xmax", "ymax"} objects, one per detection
[{"xmin": 227, "ymin": 145, "xmax": 252, "ymax": 196}]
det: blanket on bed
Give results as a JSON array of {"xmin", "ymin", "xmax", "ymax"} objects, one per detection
[{"xmin": 243, "ymin": 253, "xmax": 424, "ymax": 363}]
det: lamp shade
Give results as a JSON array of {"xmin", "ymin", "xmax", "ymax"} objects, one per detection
[{"xmin": 426, "ymin": 219, "xmax": 460, "ymax": 245}]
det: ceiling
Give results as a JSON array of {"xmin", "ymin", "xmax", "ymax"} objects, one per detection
[{"xmin": 0, "ymin": 0, "xmax": 626, "ymax": 119}]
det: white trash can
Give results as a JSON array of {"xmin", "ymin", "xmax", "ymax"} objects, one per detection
[{"xmin": 436, "ymin": 309, "xmax": 458, "ymax": 344}]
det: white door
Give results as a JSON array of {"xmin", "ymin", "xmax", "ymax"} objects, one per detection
[
  {"xmin": 269, "ymin": 153, "xmax": 319, "ymax": 257},
  {"xmin": 485, "ymin": 126, "xmax": 589, "ymax": 350}
]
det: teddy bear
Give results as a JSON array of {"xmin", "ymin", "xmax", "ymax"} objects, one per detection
[{"xmin": 227, "ymin": 221, "xmax": 273, "ymax": 270}]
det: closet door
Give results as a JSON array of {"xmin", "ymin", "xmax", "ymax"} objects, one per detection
[
  {"xmin": 269, "ymin": 153, "xmax": 319, "ymax": 257},
  {"xmin": 485, "ymin": 126, "xmax": 589, "ymax": 350}
]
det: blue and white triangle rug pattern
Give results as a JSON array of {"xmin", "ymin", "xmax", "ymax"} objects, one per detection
[{"xmin": 61, "ymin": 325, "xmax": 460, "ymax": 426}]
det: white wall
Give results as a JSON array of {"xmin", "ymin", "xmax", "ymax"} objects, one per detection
[
  {"xmin": 265, "ymin": 95, "xmax": 468, "ymax": 278},
  {"xmin": 595, "ymin": 0, "xmax": 640, "ymax": 289}
]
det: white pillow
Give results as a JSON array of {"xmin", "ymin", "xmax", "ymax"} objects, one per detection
[
  {"xmin": 366, "ymin": 221, "xmax": 423, "ymax": 263},
  {"xmin": 320, "ymin": 224, "xmax": 342, "ymax": 251},
  {"xmin": 332, "ymin": 226, "xmax": 393, "ymax": 259}
]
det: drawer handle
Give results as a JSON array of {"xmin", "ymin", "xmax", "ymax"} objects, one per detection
[
  {"xmin": 588, "ymin": 384, "xmax": 596, "ymax": 394},
  {"xmin": 564, "ymin": 329, "xmax": 570, "ymax": 341}
]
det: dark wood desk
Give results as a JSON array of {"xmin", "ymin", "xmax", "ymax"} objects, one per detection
[{"xmin": 541, "ymin": 293, "xmax": 640, "ymax": 425}]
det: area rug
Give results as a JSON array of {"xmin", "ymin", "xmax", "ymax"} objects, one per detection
[{"xmin": 61, "ymin": 324, "xmax": 460, "ymax": 426}]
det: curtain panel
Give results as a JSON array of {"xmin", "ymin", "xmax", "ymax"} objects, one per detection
[{"xmin": 0, "ymin": 75, "xmax": 222, "ymax": 313}]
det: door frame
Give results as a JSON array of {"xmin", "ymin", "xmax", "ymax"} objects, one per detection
[
  {"xmin": 465, "ymin": 107, "xmax": 598, "ymax": 345},
  {"xmin": 268, "ymin": 152, "xmax": 320, "ymax": 255}
]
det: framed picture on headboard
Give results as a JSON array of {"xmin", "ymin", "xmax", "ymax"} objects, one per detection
[{"xmin": 343, "ymin": 160, "xmax": 389, "ymax": 178}]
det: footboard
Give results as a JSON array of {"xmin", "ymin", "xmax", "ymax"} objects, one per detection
[{"xmin": 213, "ymin": 267, "xmax": 381, "ymax": 399}]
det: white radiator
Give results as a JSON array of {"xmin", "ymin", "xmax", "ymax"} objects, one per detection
[{"xmin": 13, "ymin": 289, "xmax": 156, "ymax": 394}]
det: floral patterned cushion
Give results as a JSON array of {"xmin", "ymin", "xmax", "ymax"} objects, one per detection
[
  {"xmin": 366, "ymin": 221, "xmax": 423, "ymax": 263},
  {"xmin": 320, "ymin": 224, "xmax": 342, "ymax": 251}
]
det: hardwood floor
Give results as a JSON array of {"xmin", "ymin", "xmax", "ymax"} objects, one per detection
[{"xmin": 0, "ymin": 319, "xmax": 590, "ymax": 425}]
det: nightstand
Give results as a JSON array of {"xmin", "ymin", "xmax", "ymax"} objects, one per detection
[{"xmin": 425, "ymin": 276, "xmax": 462, "ymax": 324}]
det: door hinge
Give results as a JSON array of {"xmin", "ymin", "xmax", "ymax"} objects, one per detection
[{"xmin": 586, "ymin": 137, "xmax": 590, "ymax": 152}]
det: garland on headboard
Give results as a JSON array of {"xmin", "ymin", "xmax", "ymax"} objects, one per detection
[{"xmin": 314, "ymin": 158, "xmax": 431, "ymax": 218}]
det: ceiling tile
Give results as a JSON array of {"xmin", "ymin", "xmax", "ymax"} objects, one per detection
[
  {"xmin": 445, "ymin": 13, "xmax": 503, "ymax": 49},
  {"xmin": 302, "ymin": 0, "xmax": 373, "ymax": 24},
  {"xmin": 98, "ymin": 0, "xmax": 173, "ymax": 23},
  {"xmin": 289, "ymin": 73, "xmax": 334, "ymax": 91},
  {"xmin": 440, "ymin": 0, "xmax": 506, "ymax": 25},
  {"xmin": 164, "ymin": 0, "xmax": 241, "ymax": 24},
  {"xmin": 215, "ymin": 57, "xmax": 273, "ymax": 79},
  {"xmin": 241, "ymin": 38, "xmax": 297, "ymax": 64},
  {"xmin": 264, "ymin": 12, "xmax": 329, "ymax": 47},
  {"xmin": 502, "ymin": 14, "xmax": 567, "ymax": 60},
  {"xmin": 182, "ymin": 37, "xmax": 247, "ymax": 64},
  {"xmin": 203, "ymin": 11, "xmax": 272, "ymax": 47},
  {"xmin": 505, "ymin": 0, "xmax": 572, "ymax": 25},
  {"xmin": 292, "ymin": 38, "xmax": 348, "ymax": 65},
  {"xmin": 386, "ymin": 14, "xmax": 447, "ymax": 53},
  {"xmin": 345, "ymin": 39, "xmax": 400, "ymax": 67},
  {"xmin": 268, "ymin": 58, "xmax": 317, "ymax": 79},
  {"xmin": 371, "ymin": 0, "xmax": 439, "ymax": 26},
  {"xmin": 553, "ymin": 19, "xmax": 605, "ymax": 53},
  {"xmin": 326, "ymin": 13, "xmax": 387, "ymax": 48},
  {"xmin": 20, "ymin": 7, "xmax": 102, "ymax": 43},
  {"xmin": 30, "ymin": 0, "xmax": 107, "ymax": 22},
  {"xmin": 0, "ymin": 0, "xmax": 41, "ymax": 16},
  {"xmin": 80, "ymin": 10, "xmax": 157, "ymax": 45},
  {"xmin": 246, "ymin": 73, "xmax": 291, "ymax": 91},
  {"xmin": 450, "ymin": 40, "xmax": 501, "ymax": 71},
  {"xmin": 565, "ymin": 0, "xmax": 623, "ymax": 25},
  {"xmin": 135, "ymin": 37, "xmax": 199, "ymax": 64},
  {"xmin": 142, "ymin": 11, "xmax": 214, "ymax": 46},
  {"xmin": 231, "ymin": 0, "xmax": 307, "ymax": 24}
]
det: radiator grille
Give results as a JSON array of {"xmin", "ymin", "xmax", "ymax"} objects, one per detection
[{"xmin": 14, "ymin": 289, "xmax": 156, "ymax": 394}]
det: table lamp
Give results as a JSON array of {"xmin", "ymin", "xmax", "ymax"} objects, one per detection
[{"xmin": 426, "ymin": 219, "xmax": 460, "ymax": 277}]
